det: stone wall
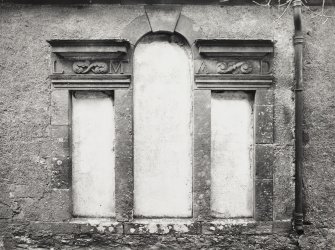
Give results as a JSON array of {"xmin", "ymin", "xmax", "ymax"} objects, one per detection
[{"xmin": 0, "ymin": 3, "xmax": 334, "ymax": 249}]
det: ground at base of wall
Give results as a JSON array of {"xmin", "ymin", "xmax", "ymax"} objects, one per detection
[
  {"xmin": 1, "ymin": 224, "xmax": 335, "ymax": 249},
  {"xmin": 1, "ymin": 234, "xmax": 299, "ymax": 250}
]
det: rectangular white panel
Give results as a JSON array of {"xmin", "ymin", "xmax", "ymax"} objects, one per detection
[
  {"xmin": 211, "ymin": 91, "xmax": 254, "ymax": 218},
  {"xmin": 134, "ymin": 38, "xmax": 192, "ymax": 217},
  {"xmin": 72, "ymin": 91, "xmax": 115, "ymax": 217}
]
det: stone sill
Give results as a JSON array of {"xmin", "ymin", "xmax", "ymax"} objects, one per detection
[
  {"xmin": 26, "ymin": 218, "xmax": 292, "ymax": 236},
  {"xmin": 123, "ymin": 218, "xmax": 279, "ymax": 235}
]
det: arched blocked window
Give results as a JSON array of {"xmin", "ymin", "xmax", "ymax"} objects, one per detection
[{"xmin": 133, "ymin": 34, "xmax": 193, "ymax": 217}]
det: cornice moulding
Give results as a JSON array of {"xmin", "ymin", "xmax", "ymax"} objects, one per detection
[
  {"xmin": 48, "ymin": 39, "xmax": 130, "ymax": 59},
  {"xmin": 195, "ymin": 39, "xmax": 274, "ymax": 57}
]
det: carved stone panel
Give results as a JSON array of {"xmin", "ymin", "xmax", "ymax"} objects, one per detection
[
  {"xmin": 194, "ymin": 39, "xmax": 274, "ymax": 90},
  {"xmin": 48, "ymin": 40, "xmax": 131, "ymax": 89},
  {"xmin": 52, "ymin": 59, "xmax": 131, "ymax": 75},
  {"xmin": 195, "ymin": 60, "xmax": 257, "ymax": 75}
]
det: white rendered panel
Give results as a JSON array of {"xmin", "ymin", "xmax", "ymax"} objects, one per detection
[
  {"xmin": 134, "ymin": 37, "xmax": 193, "ymax": 217},
  {"xmin": 72, "ymin": 91, "xmax": 115, "ymax": 217},
  {"xmin": 211, "ymin": 91, "xmax": 254, "ymax": 218}
]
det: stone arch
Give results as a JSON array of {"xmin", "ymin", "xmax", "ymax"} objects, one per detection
[{"xmin": 121, "ymin": 7, "xmax": 204, "ymax": 46}]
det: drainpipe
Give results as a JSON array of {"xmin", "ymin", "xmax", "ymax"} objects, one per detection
[{"xmin": 293, "ymin": 0, "xmax": 304, "ymax": 234}]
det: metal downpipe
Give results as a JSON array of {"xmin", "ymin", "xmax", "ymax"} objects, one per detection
[{"xmin": 293, "ymin": 0, "xmax": 304, "ymax": 234}]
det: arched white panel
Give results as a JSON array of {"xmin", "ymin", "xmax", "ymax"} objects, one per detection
[{"xmin": 134, "ymin": 35, "xmax": 193, "ymax": 217}]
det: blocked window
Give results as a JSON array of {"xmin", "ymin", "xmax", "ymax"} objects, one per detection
[
  {"xmin": 133, "ymin": 35, "xmax": 193, "ymax": 218},
  {"xmin": 211, "ymin": 91, "xmax": 254, "ymax": 218},
  {"xmin": 72, "ymin": 91, "xmax": 116, "ymax": 217}
]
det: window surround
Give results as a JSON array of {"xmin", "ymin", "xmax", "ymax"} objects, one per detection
[{"xmin": 48, "ymin": 7, "xmax": 277, "ymax": 235}]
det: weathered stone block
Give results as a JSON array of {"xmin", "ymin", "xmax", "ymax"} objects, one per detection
[
  {"xmin": 272, "ymin": 220, "xmax": 292, "ymax": 234},
  {"xmin": 70, "ymin": 219, "xmax": 123, "ymax": 234},
  {"xmin": 243, "ymin": 222, "xmax": 273, "ymax": 235},
  {"xmin": 122, "ymin": 14, "xmax": 152, "ymax": 45},
  {"xmin": 175, "ymin": 14, "xmax": 204, "ymax": 45},
  {"xmin": 50, "ymin": 125, "xmax": 69, "ymax": 149},
  {"xmin": 124, "ymin": 221, "xmax": 200, "ymax": 235},
  {"xmin": 255, "ymin": 144, "xmax": 274, "ymax": 179},
  {"xmin": 194, "ymin": 90, "xmax": 211, "ymax": 133},
  {"xmin": 255, "ymin": 105, "xmax": 274, "ymax": 144},
  {"xmin": 28, "ymin": 222, "xmax": 79, "ymax": 236},
  {"xmin": 0, "ymin": 204, "xmax": 12, "ymax": 219},
  {"xmin": 202, "ymin": 220, "xmax": 272, "ymax": 235},
  {"xmin": 202, "ymin": 221, "xmax": 243, "ymax": 235},
  {"xmin": 193, "ymin": 90, "xmax": 211, "ymax": 220},
  {"xmin": 115, "ymin": 89, "xmax": 133, "ymax": 222},
  {"xmin": 51, "ymin": 156, "xmax": 71, "ymax": 189},
  {"xmin": 273, "ymin": 146, "xmax": 294, "ymax": 221},
  {"xmin": 0, "ymin": 184, "xmax": 10, "ymax": 207},
  {"xmin": 145, "ymin": 5, "xmax": 181, "ymax": 33},
  {"xmin": 255, "ymin": 89, "xmax": 274, "ymax": 106},
  {"xmin": 255, "ymin": 180, "xmax": 273, "ymax": 221},
  {"xmin": 273, "ymin": 89, "xmax": 294, "ymax": 145},
  {"xmin": 23, "ymin": 189, "xmax": 71, "ymax": 222},
  {"xmin": 48, "ymin": 126, "xmax": 70, "ymax": 162},
  {"xmin": 10, "ymin": 183, "xmax": 45, "ymax": 199},
  {"xmin": 0, "ymin": 220, "xmax": 10, "ymax": 235},
  {"xmin": 51, "ymin": 90, "xmax": 69, "ymax": 126},
  {"xmin": 0, "ymin": 164, "xmax": 11, "ymax": 184}
]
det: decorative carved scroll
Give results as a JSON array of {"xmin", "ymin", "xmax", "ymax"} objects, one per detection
[
  {"xmin": 73, "ymin": 61, "xmax": 108, "ymax": 74},
  {"xmin": 217, "ymin": 62, "xmax": 253, "ymax": 74}
]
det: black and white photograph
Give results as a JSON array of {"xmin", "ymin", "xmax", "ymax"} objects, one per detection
[{"xmin": 0, "ymin": 0, "xmax": 334, "ymax": 249}]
